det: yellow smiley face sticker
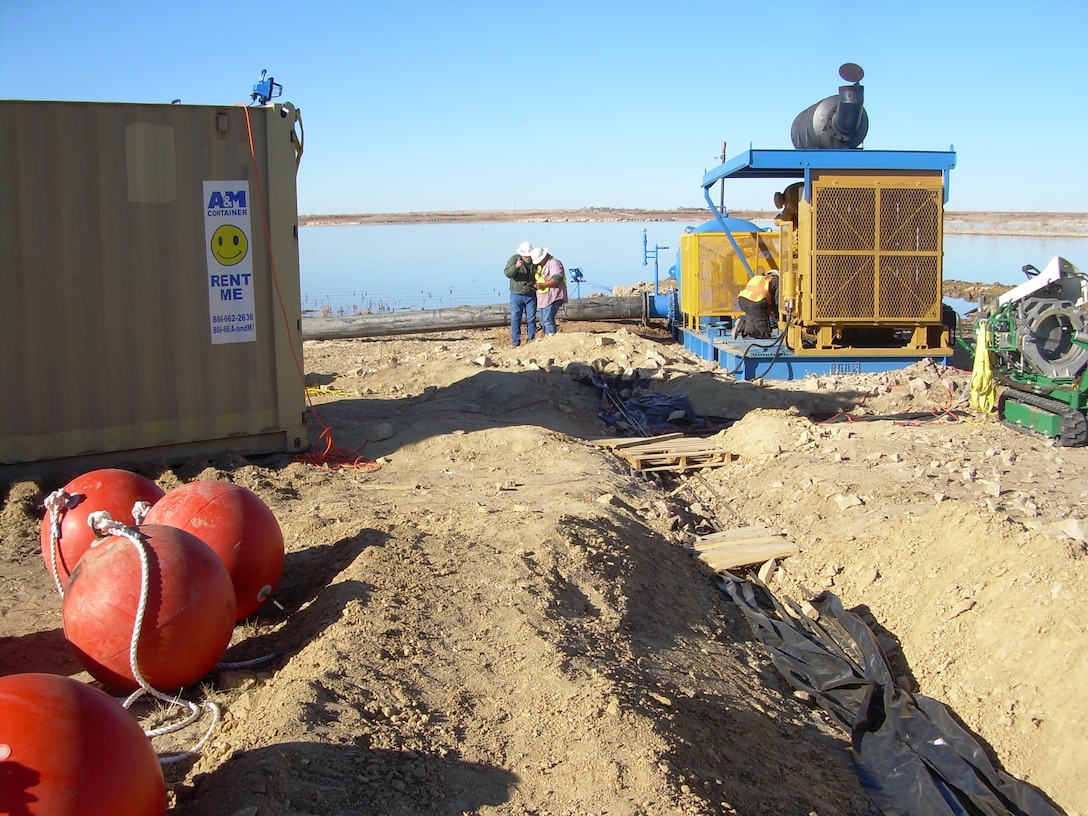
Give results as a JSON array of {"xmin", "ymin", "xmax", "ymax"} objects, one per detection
[{"xmin": 210, "ymin": 224, "xmax": 249, "ymax": 266}]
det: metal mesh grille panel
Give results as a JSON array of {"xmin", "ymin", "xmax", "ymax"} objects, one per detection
[
  {"xmin": 878, "ymin": 256, "xmax": 941, "ymax": 318},
  {"xmin": 814, "ymin": 188, "xmax": 876, "ymax": 251},
  {"xmin": 695, "ymin": 235, "xmax": 740, "ymax": 315},
  {"xmin": 813, "ymin": 256, "xmax": 876, "ymax": 318},
  {"xmin": 880, "ymin": 188, "xmax": 939, "ymax": 251},
  {"xmin": 811, "ymin": 183, "xmax": 941, "ymax": 322},
  {"xmin": 680, "ymin": 232, "xmax": 780, "ymax": 320}
]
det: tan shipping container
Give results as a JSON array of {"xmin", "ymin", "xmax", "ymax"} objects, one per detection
[{"xmin": 0, "ymin": 100, "xmax": 308, "ymax": 480}]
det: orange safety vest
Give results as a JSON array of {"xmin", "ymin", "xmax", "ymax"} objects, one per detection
[{"xmin": 739, "ymin": 273, "xmax": 776, "ymax": 304}]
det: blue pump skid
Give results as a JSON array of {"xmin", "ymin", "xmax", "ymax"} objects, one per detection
[
  {"xmin": 677, "ymin": 326, "xmax": 948, "ymax": 381},
  {"xmin": 645, "ymin": 290, "xmax": 950, "ymax": 379}
]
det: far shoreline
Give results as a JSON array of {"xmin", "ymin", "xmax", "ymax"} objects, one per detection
[{"xmin": 297, "ymin": 208, "xmax": 1087, "ymax": 238}]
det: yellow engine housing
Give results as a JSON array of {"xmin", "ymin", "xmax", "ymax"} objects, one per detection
[
  {"xmin": 785, "ymin": 170, "xmax": 951, "ymax": 354},
  {"xmin": 678, "ymin": 230, "xmax": 782, "ymax": 330}
]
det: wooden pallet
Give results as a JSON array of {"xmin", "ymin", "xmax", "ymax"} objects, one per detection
[
  {"xmin": 692, "ymin": 525, "xmax": 799, "ymax": 571},
  {"xmin": 590, "ymin": 433, "xmax": 735, "ymax": 473}
]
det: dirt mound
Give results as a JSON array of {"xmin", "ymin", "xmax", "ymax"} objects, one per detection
[{"xmin": 2, "ymin": 322, "xmax": 1085, "ymax": 815}]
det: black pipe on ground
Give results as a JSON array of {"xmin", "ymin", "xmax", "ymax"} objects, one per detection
[{"xmin": 301, "ymin": 296, "xmax": 647, "ymax": 340}]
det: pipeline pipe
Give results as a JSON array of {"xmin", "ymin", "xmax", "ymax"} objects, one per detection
[{"xmin": 302, "ymin": 296, "xmax": 648, "ymax": 340}]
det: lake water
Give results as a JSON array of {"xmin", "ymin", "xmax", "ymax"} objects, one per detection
[{"xmin": 298, "ymin": 221, "xmax": 1088, "ymax": 314}]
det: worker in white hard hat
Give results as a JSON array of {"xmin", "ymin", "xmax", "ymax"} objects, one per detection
[
  {"xmin": 530, "ymin": 247, "xmax": 569, "ymax": 336},
  {"xmin": 504, "ymin": 241, "xmax": 538, "ymax": 346}
]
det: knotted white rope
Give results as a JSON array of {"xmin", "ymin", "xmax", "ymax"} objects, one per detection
[
  {"xmin": 42, "ymin": 493, "xmax": 155, "ymax": 598},
  {"xmin": 85, "ymin": 512, "xmax": 222, "ymax": 765},
  {"xmin": 42, "ymin": 488, "xmax": 80, "ymax": 597}
]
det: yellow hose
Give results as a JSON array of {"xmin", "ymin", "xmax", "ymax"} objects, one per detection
[{"xmin": 969, "ymin": 321, "xmax": 998, "ymax": 414}]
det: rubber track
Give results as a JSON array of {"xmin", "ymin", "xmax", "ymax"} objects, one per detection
[{"xmin": 999, "ymin": 389, "xmax": 1088, "ymax": 446}]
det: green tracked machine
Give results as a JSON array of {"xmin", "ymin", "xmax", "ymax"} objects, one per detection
[{"xmin": 959, "ymin": 256, "xmax": 1088, "ymax": 445}]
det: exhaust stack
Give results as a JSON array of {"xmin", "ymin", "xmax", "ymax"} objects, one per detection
[{"xmin": 790, "ymin": 63, "xmax": 868, "ymax": 150}]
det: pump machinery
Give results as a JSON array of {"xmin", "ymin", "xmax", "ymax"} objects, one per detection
[
  {"xmin": 959, "ymin": 257, "xmax": 1088, "ymax": 446},
  {"xmin": 658, "ymin": 63, "xmax": 958, "ymax": 381},
  {"xmin": 638, "ymin": 63, "xmax": 1087, "ymax": 443}
]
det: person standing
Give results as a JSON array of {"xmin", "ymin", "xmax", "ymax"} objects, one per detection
[
  {"xmin": 504, "ymin": 241, "xmax": 537, "ymax": 346},
  {"xmin": 736, "ymin": 269, "xmax": 779, "ymax": 339},
  {"xmin": 530, "ymin": 247, "xmax": 568, "ymax": 336}
]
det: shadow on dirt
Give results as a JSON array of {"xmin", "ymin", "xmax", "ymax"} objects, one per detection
[
  {"xmin": 522, "ymin": 512, "xmax": 872, "ymax": 812},
  {"xmin": 167, "ymin": 743, "xmax": 519, "ymax": 816},
  {"xmin": 220, "ymin": 529, "xmax": 385, "ymax": 667},
  {"xmin": 302, "ymin": 366, "xmax": 868, "ymax": 464},
  {"xmin": 0, "ymin": 627, "xmax": 83, "ymax": 678}
]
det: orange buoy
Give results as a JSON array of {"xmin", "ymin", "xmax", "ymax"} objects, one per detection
[
  {"xmin": 62, "ymin": 524, "xmax": 236, "ymax": 693},
  {"xmin": 40, "ymin": 468, "xmax": 165, "ymax": 588},
  {"xmin": 0, "ymin": 672, "xmax": 166, "ymax": 815},
  {"xmin": 144, "ymin": 480, "xmax": 285, "ymax": 620}
]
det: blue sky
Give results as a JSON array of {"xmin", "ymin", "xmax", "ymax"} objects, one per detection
[{"xmin": 2, "ymin": 0, "xmax": 1086, "ymax": 215}]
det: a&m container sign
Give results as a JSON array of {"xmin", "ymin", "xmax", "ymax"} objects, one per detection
[{"xmin": 203, "ymin": 180, "xmax": 256, "ymax": 345}]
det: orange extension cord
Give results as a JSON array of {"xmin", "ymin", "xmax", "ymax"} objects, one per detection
[
  {"xmin": 814, "ymin": 373, "xmax": 984, "ymax": 430},
  {"xmin": 241, "ymin": 105, "xmax": 380, "ymax": 472}
]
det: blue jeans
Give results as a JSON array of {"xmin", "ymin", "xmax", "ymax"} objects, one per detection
[
  {"xmin": 510, "ymin": 293, "xmax": 537, "ymax": 346},
  {"xmin": 539, "ymin": 300, "xmax": 563, "ymax": 335}
]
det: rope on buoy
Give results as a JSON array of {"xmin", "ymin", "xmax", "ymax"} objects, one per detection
[
  {"xmin": 43, "ymin": 493, "xmax": 155, "ymax": 597},
  {"xmin": 131, "ymin": 500, "xmax": 152, "ymax": 525},
  {"xmin": 86, "ymin": 512, "xmax": 221, "ymax": 765},
  {"xmin": 216, "ymin": 652, "xmax": 283, "ymax": 670},
  {"xmin": 43, "ymin": 488, "xmax": 79, "ymax": 597}
]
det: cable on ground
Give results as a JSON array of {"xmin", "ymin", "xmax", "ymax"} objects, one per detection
[{"xmin": 240, "ymin": 105, "xmax": 380, "ymax": 473}]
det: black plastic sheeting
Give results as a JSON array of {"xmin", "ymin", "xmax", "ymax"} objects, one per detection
[
  {"xmin": 575, "ymin": 372, "xmax": 732, "ymax": 436},
  {"xmin": 719, "ymin": 575, "xmax": 1064, "ymax": 816},
  {"xmin": 600, "ymin": 390, "xmax": 711, "ymax": 435}
]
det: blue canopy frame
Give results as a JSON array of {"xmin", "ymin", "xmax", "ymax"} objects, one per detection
[{"xmin": 701, "ymin": 147, "xmax": 958, "ymax": 205}]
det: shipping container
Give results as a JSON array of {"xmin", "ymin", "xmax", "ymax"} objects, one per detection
[{"xmin": 0, "ymin": 100, "xmax": 309, "ymax": 480}]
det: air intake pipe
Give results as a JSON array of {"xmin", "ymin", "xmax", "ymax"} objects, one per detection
[{"xmin": 790, "ymin": 63, "xmax": 868, "ymax": 150}]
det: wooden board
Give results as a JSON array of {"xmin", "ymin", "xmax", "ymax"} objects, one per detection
[
  {"xmin": 596, "ymin": 433, "xmax": 735, "ymax": 473},
  {"xmin": 588, "ymin": 433, "xmax": 686, "ymax": 450},
  {"xmin": 692, "ymin": 525, "xmax": 781, "ymax": 549},
  {"xmin": 631, "ymin": 455, "xmax": 733, "ymax": 473},
  {"xmin": 693, "ymin": 526, "xmax": 799, "ymax": 571}
]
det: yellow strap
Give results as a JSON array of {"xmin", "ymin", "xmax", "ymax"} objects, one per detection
[
  {"xmin": 306, "ymin": 385, "xmax": 353, "ymax": 397},
  {"xmin": 969, "ymin": 321, "xmax": 997, "ymax": 414}
]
